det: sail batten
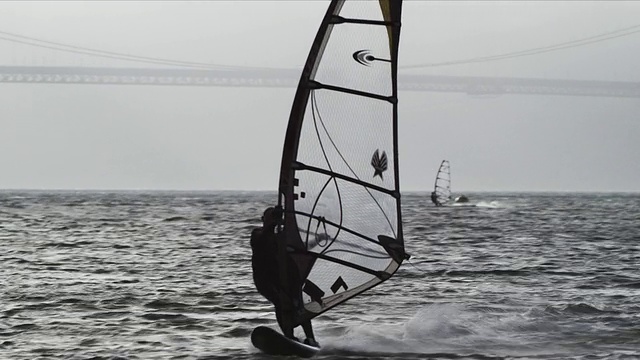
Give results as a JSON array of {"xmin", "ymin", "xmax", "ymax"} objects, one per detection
[
  {"xmin": 293, "ymin": 162, "xmax": 399, "ymax": 197},
  {"xmin": 308, "ymin": 81, "xmax": 394, "ymax": 102},
  {"xmin": 330, "ymin": 15, "xmax": 396, "ymax": 26},
  {"xmin": 293, "ymin": 210, "xmax": 392, "ymax": 248},
  {"xmin": 278, "ymin": 0, "xmax": 404, "ymax": 325},
  {"xmin": 292, "ymin": 250, "xmax": 390, "ymax": 279}
]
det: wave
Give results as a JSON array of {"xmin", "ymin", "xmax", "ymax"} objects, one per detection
[{"xmin": 144, "ymin": 299, "xmax": 192, "ymax": 309}]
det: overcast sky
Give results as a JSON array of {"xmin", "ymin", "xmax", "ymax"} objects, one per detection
[{"xmin": 0, "ymin": 1, "xmax": 638, "ymax": 192}]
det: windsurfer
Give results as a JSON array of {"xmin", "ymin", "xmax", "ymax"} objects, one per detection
[
  {"xmin": 250, "ymin": 207, "xmax": 318, "ymax": 347},
  {"xmin": 430, "ymin": 191, "xmax": 441, "ymax": 207}
]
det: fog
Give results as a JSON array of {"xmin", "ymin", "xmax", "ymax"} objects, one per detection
[{"xmin": 1, "ymin": 1, "xmax": 638, "ymax": 192}]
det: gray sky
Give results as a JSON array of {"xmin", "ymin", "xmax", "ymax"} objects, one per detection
[{"xmin": 0, "ymin": 1, "xmax": 639, "ymax": 192}]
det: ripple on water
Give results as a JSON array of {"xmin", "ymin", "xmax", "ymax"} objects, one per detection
[{"xmin": 1, "ymin": 191, "xmax": 639, "ymax": 359}]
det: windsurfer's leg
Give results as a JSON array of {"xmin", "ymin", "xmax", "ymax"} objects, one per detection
[
  {"xmin": 274, "ymin": 304, "xmax": 295, "ymax": 339},
  {"xmin": 302, "ymin": 320, "xmax": 319, "ymax": 346},
  {"xmin": 301, "ymin": 320, "xmax": 314, "ymax": 339}
]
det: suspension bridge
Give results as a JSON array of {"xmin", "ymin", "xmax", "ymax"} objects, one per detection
[
  {"xmin": 1, "ymin": 27, "xmax": 639, "ymax": 98},
  {"xmin": 2, "ymin": 65, "xmax": 639, "ymax": 98}
]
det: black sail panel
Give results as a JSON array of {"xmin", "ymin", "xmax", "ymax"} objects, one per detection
[{"xmin": 278, "ymin": 0, "xmax": 404, "ymax": 324}]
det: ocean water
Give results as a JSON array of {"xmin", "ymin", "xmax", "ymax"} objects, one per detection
[{"xmin": 1, "ymin": 190, "xmax": 639, "ymax": 360}]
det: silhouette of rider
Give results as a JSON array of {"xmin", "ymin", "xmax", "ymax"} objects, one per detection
[
  {"xmin": 431, "ymin": 191, "xmax": 442, "ymax": 207},
  {"xmin": 250, "ymin": 206, "xmax": 318, "ymax": 347}
]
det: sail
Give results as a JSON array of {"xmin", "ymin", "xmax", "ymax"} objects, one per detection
[
  {"xmin": 277, "ymin": 0, "xmax": 405, "ymax": 324},
  {"xmin": 434, "ymin": 160, "xmax": 452, "ymax": 205}
]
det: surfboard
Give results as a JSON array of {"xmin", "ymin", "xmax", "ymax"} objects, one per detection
[
  {"xmin": 252, "ymin": 0, "xmax": 406, "ymax": 356},
  {"xmin": 251, "ymin": 326, "xmax": 319, "ymax": 358}
]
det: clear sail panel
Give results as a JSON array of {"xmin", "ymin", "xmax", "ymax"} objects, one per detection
[{"xmin": 296, "ymin": 90, "xmax": 396, "ymax": 191}]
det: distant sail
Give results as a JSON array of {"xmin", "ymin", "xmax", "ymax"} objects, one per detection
[
  {"xmin": 433, "ymin": 160, "xmax": 452, "ymax": 205},
  {"xmin": 277, "ymin": 0, "xmax": 405, "ymax": 325}
]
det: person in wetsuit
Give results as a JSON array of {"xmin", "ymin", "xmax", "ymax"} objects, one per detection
[
  {"xmin": 250, "ymin": 206, "xmax": 318, "ymax": 347},
  {"xmin": 431, "ymin": 191, "xmax": 441, "ymax": 207}
]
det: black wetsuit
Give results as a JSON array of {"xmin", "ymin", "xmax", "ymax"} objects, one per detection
[
  {"xmin": 251, "ymin": 226, "xmax": 280, "ymax": 304},
  {"xmin": 251, "ymin": 226, "xmax": 306, "ymax": 339},
  {"xmin": 431, "ymin": 192, "xmax": 441, "ymax": 207}
]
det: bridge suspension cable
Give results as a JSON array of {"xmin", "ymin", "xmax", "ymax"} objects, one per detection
[
  {"xmin": 401, "ymin": 23, "xmax": 640, "ymax": 69},
  {"xmin": 0, "ymin": 29, "xmax": 272, "ymax": 71},
  {"xmin": 1, "ymin": 22, "xmax": 640, "ymax": 71}
]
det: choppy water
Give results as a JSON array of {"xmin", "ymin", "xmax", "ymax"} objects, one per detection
[{"xmin": 1, "ymin": 190, "xmax": 639, "ymax": 359}]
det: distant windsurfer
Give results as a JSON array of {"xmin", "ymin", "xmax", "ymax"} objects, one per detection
[
  {"xmin": 250, "ymin": 206, "xmax": 319, "ymax": 347},
  {"xmin": 430, "ymin": 191, "xmax": 441, "ymax": 207}
]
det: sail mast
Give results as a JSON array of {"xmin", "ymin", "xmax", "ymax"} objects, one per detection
[
  {"xmin": 278, "ymin": 1, "xmax": 344, "ymax": 249},
  {"xmin": 276, "ymin": 2, "xmax": 344, "ymax": 324}
]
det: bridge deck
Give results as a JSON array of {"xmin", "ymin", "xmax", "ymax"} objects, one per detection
[{"xmin": 1, "ymin": 66, "xmax": 638, "ymax": 97}]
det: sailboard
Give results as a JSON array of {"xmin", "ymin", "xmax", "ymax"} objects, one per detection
[
  {"xmin": 251, "ymin": 326, "xmax": 319, "ymax": 358},
  {"xmin": 432, "ymin": 160, "xmax": 451, "ymax": 206},
  {"xmin": 253, "ymin": 0, "xmax": 407, "ymax": 355}
]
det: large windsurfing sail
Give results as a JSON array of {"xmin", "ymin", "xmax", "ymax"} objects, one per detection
[
  {"xmin": 277, "ymin": 0, "xmax": 405, "ymax": 325},
  {"xmin": 433, "ymin": 160, "xmax": 452, "ymax": 205}
]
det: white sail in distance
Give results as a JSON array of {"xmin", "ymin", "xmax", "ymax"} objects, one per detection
[{"xmin": 434, "ymin": 160, "xmax": 452, "ymax": 205}]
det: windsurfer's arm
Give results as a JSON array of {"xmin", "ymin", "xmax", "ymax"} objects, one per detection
[{"xmin": 250, "ymin": 227, "xmax": 263, "ymax": 248}]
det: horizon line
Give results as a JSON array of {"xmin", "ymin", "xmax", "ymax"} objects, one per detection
[{"xmin": 1, "ymin": 188, "xmax": 639, "ymax": 194}]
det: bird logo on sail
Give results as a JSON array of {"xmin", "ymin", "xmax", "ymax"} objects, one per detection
[
  {"xmin": 353, "ymin": 50, "xmax": 391, "ymax": 66},
  {"xmin": 371, "ymin": 149, "xmax": 388, "ymax": 180}
]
